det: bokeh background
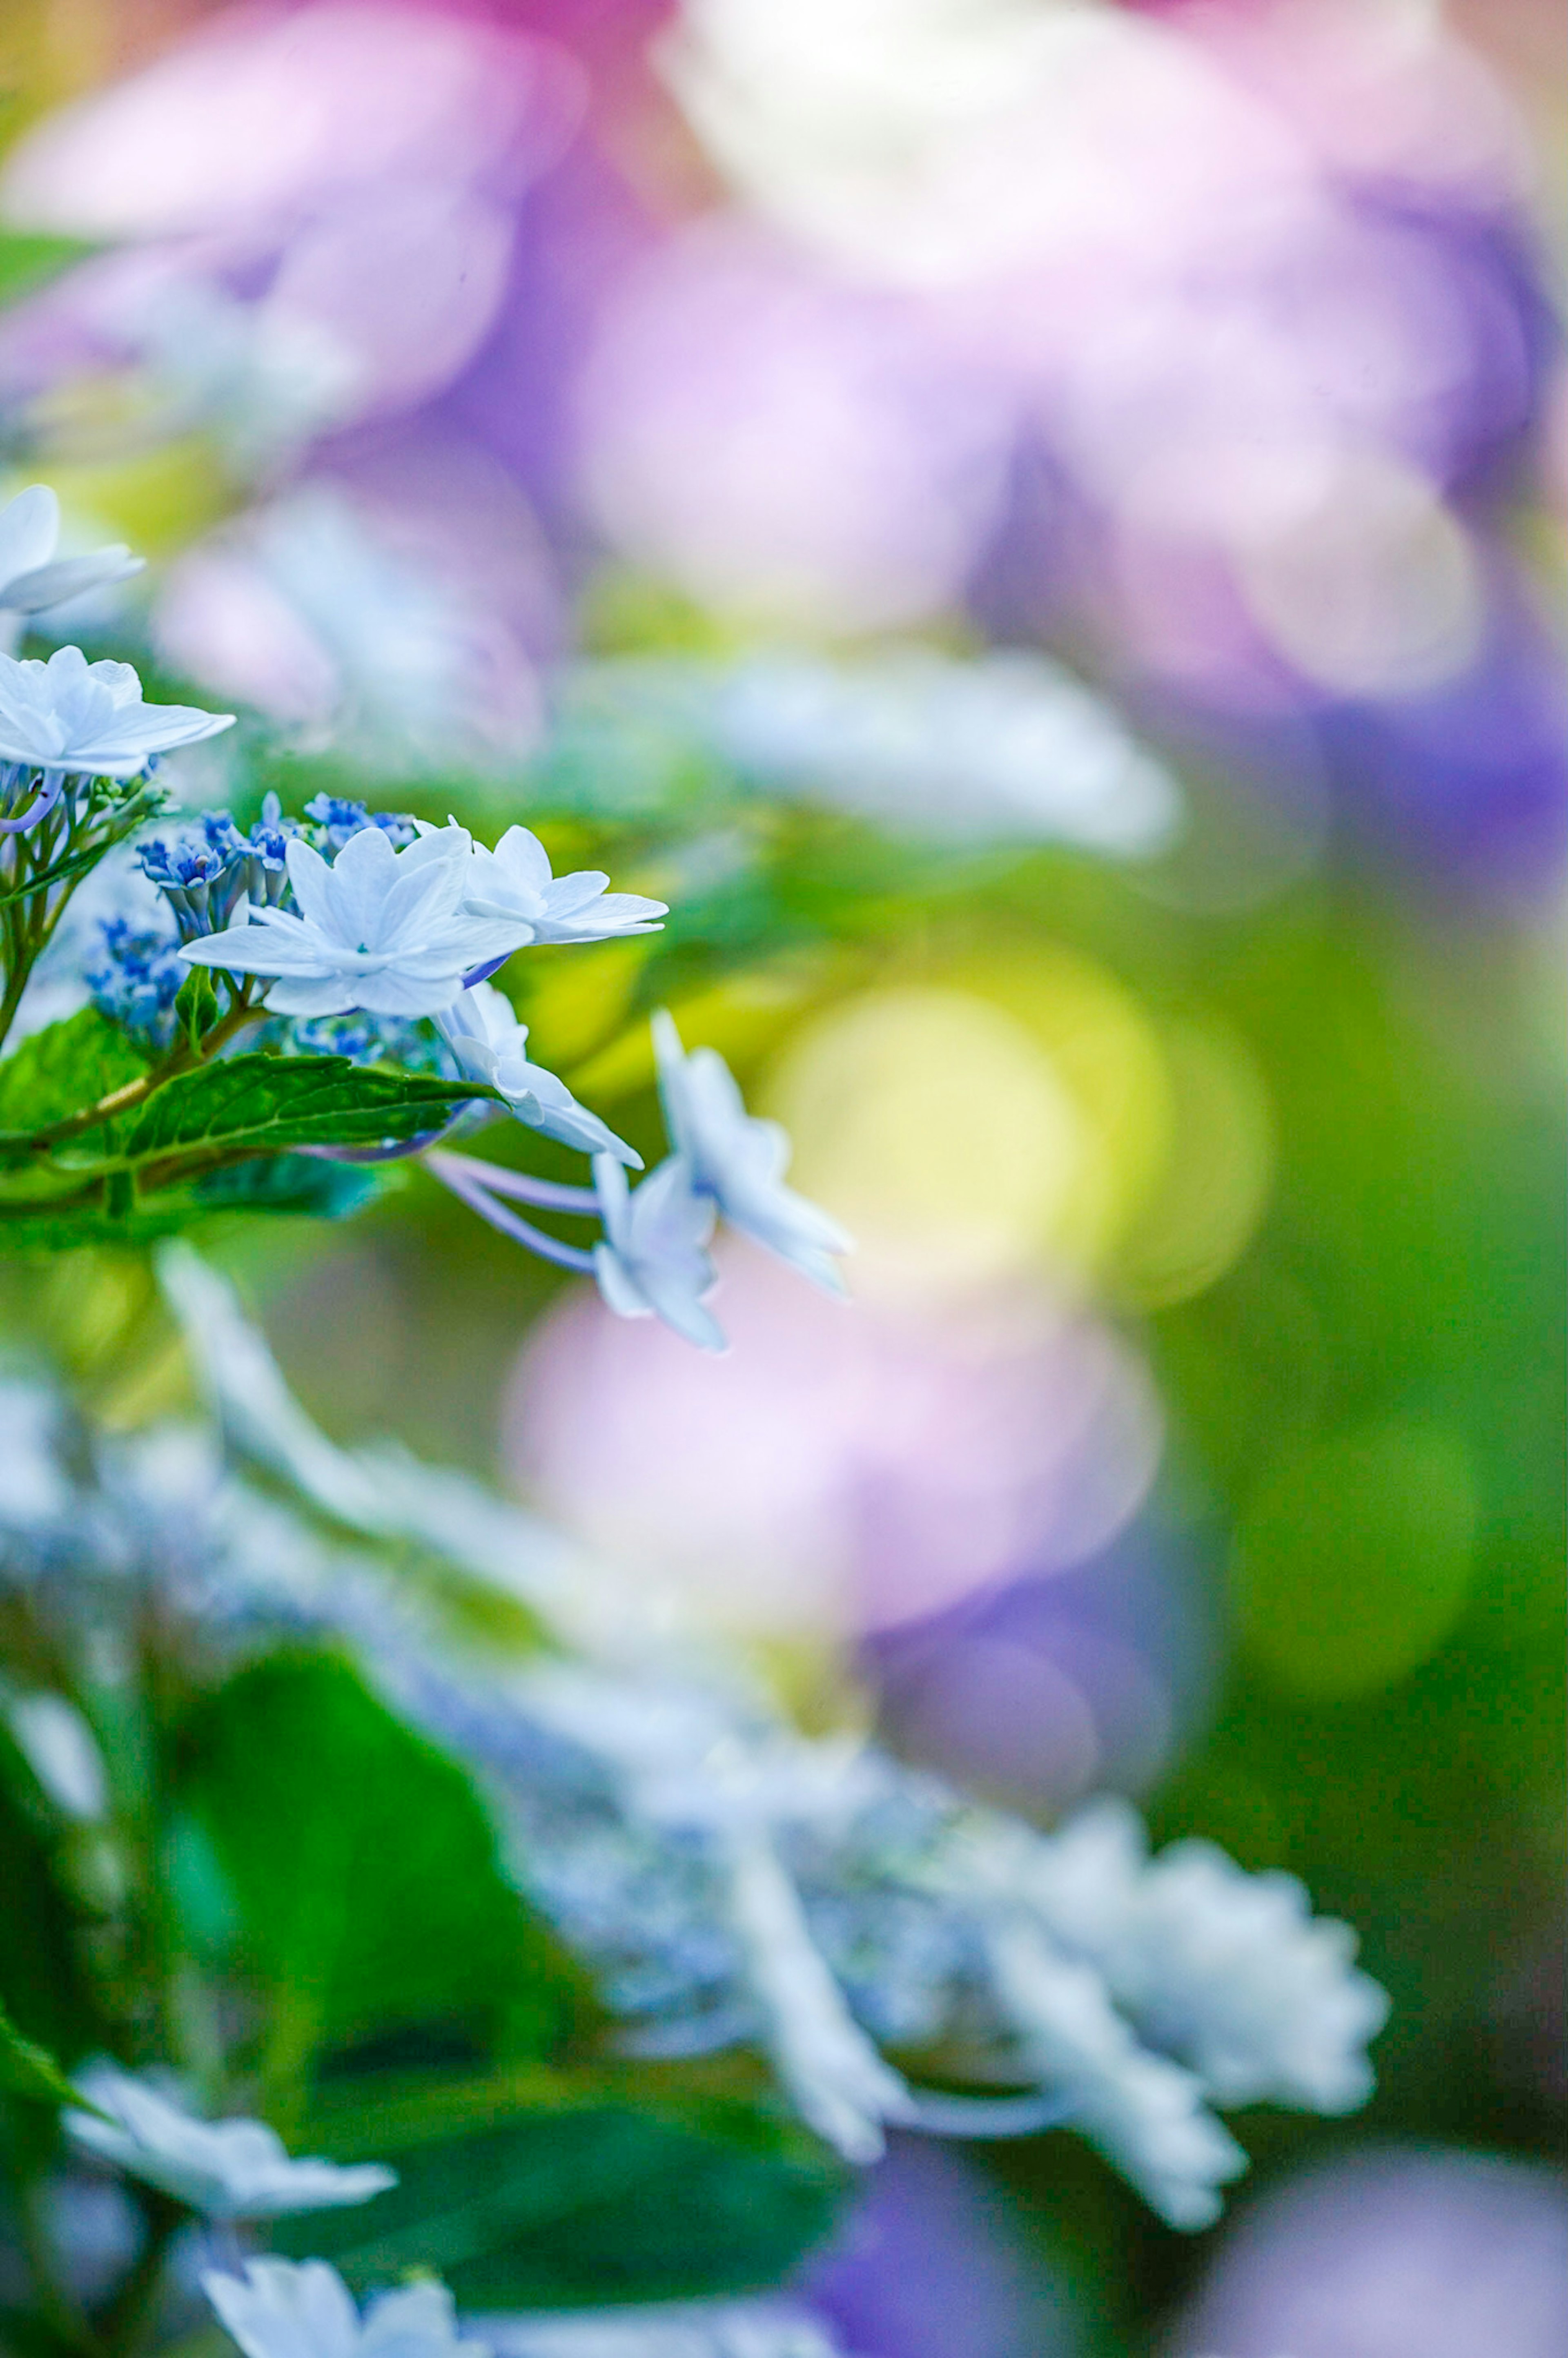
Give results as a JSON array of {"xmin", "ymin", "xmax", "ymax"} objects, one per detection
[{"xmin": 0, "ymin": 0, "xmax": 1562, "ymax": 2350}]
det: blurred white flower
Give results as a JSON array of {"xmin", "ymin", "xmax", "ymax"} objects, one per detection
[
  {"xmin": 155, "ymin": 484, "xmax": 544, "ymax": 771},
  {"xmin": 5, "ymin": 1692, "xmax": 107, "ymax": 1820},
  {"xmin": 66, "ymin": 2066, "xmax": 396, "ymax": 2220},
  {"xmin": 154, "ymin": 1243, "xmax": 606, "ymax": 1646},
  {"xmin": 146, "ymin": 1249, "xmax": 1388, "ymax": 2231},
  {"xmin": 981, "ymin": 1916, "xmax": 1246, "ymax": 2230},
  {"xmin": 592, "ymin": 1154, "xmax": 724, "ymax": 1353},
  {"xmin": 0, "ymin": 485, "xmax": 142, "ymax": 620},
  {"xmin": 514, "ymin": 1663, "xmax": 913, "ymax": 2161},
  {"xmin": 653, "ymin": 1011, "xmax": 851, "ymax": 1294},
  {"xmin": 0, "ymin": 1379, "xmax": 73, "ymax": 1536},
  {"xmin": 437, "ymin": 981, "xmax": 640, "ymax": 1164},
  {"xmin": 1016, "ymin": 1795, "xmax": 1391, "ymax": 2112},
  {"xmin": 205, "ymin": 2259, "xmax": 484, "ymax": 2358},
  {"xmin": 463, "ymin": 826, "xmax": 667, "ymax": 946},
  {"xmin": 704, "ymin": 647, "xmax": 1181, "ymax": 853},
  {"xmin": 128, "ymin": 277, "xmax": 363, "ymax": 477},
  {"xmin": 180, "ymin": 823, "xmax": 528, "ymax": 1018},
  {"xmin": 726, "ymin": 1828, "xmax": 915, "ymax": 2162},
  {"xmin": 0, "ymin": 647, "xmax": 233, "ymax": 778}
]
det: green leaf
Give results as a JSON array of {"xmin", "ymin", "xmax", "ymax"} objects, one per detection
[
  {"xmin": 0, "ymin": 231, "xmax": 95, "ymax": 308},
  {"xmin": 0, "ymin": 1008, "xmax": 146, "ymax": 1142},
  {"xmin": 0, "ymin": 1195, "xmax": 208, "ymax": 1253},
  {"xmin": 0, "ymin": 1149, "xmax": 393, "ymax": 1253},
  {"xmin": 174, "ymin": 969, "xmax": 220, "ymax": 1054},
  {"xmin": 80, "ymin": 1054, "xmax": 489, "ymax": 1171},
  {"xmin": 178, "ymin": 1652, "xmax": 584, "ymax": 2059},
  {"xmin": 190, "ymin": 1152, "xmax": 392, "ymax": 1221},
  {"xmin": 274, "ymin": 2102, "xmax": 847, "ymax": 2306},
  {"xmin": 0, "ymin": 2004, "xmax": 88, "ymax": 2110}
]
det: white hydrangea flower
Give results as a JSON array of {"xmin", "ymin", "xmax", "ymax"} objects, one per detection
[
  {"xmin": 652, "ymin": 1012, "xmax": 851, "ymax": 1293},
  {"xmin": 725, "ymin": 1828, "xmax": 915, "ymax": 2162},
  {"xmin": 145, "ymin": 1251, "xmax": 1390, "ymax": 2233},
  {"xmin": 463, "ymin": 825, "xmax": 667, "ymax": 945},
  {"xmin": 0, "ymin": 485, "xmax": 143, "ymax": 620},
  {"xmin": 1016, "ymin": 1796, "xmax": 1390, "ymax": 2113},
  {"xmin": 180, "ymin": 822, "xmax": 528, "ymax": 1017},
  {"xmin": 707, "ymin": 646, "xmax": 1181, "ymax": 853},
  {"xmin": 65, "ymin": 2066, "xmax": 396, "ymax": 2220},
  {"xmin": 591, "ymin": 1153, "xmax": 724, "ymax": 1352},
  {"xmin": 0, "ymin": 646, "xmax": 233, "ymax": 778},
  {"xmin": 437, "ymin": 981, "xmax": 640, "ymax": 1163},
  {"xmin": 512, "ymin": 1664, "xmax": 914, "ymax": 2162},
  {"xmin": 154, "ymin": 1243, "xmax": 628, "ymax": 1654},
  {"xmin": 981, "ymin": 1917, "xmax": 1246, "ymax": 2231},
  {"xmin": 205, "ymin": 2259, "xmax": 486, "ymax": 2358}
]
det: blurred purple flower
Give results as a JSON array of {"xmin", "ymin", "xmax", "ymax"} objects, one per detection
[
  {"xmin": 798, "ymin": 2136, "xmax": 1083, "ymax": 2358},
  {"xmin": 1174, "ymin": 2144, "xmax": 1568, "ymax": 2358}
]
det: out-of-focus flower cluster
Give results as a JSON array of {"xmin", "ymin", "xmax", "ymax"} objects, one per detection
[
  {"xmin": 0, "ymin": 0, "xmax": 1555, "ymax": 885},
  {"xmin": 33, "ymin": 1244, "xmax": 1378, "ymax": 2242}
]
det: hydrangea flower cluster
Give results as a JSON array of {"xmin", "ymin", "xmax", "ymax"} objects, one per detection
[
  {"xmin": 124, "ymin": 781, "xmax": 844, "ymax": 1341},
  {"xmin": 0, "ymin": 1248, "xmax": 1390, "ymax": 2266},
  {"xmin": 84, "ymin": 916, "xmax": 185, "ymax": 1048},
  {"xmin": 0, "ymin": 475, "xmax": 1387, "ymax": 2356},
  {"xmin": 378, "ymin": 1649, "xmax": 1387, "ymax": 2225},
  {"xmin": 160, "ymin": 1250, "xmax": 1386, "ymax": 2227},
  {"xmin": 0, "ymin": 497, "xmax": 844, "ymax": 1340},
  {"xmin": 0, "ymin": 1246, "xmax": 1387, "ymax": 2355}
]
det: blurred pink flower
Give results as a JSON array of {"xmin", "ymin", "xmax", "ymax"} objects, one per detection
[
  {"xmin": 2, "ymin": 4, "xmax": 586, "ymax": 238},
  {"xmin": 504, "ymin": 1237, "xmax": 1161, "ymax": 1639},
  {"xmin": 577, "ymin": 220, "xmax": 1011, "ymax": 632},
  {"xmin": 0, "ymin": 4, "xmax": 586, "ymax": 438}
]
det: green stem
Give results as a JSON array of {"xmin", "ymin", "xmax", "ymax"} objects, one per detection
[
  {"xmin": 20, "ymin": 988, "xmax": 265, "ymax": 1152},
  {"xmin": 0, "ymin": 781, "xmax": 168, "ymax": 1055}
]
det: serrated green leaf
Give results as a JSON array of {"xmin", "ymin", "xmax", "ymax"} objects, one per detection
[
  {"xmin": 178, "ymin": 1652, "xmax": 584, "ymax": 2058},
  {"xmin": 274, "ymin": 2102, "xmax": 847, "ymax": 2306},
  {"xmin": 0, "ymin": 1007, "xmax": 147, "ymax": 1141},
  {"xmin": 82, "ymin": 1054, "xmax": 487, "ymax": 1171}
]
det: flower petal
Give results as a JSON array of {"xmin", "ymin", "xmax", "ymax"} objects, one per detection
[{"xmin": 0, "ymin": 486, "xmax": 59, "ymax": 589}]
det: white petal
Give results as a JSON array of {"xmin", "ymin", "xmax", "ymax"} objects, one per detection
[
  {"xmin": 317, "ymin": 823, "xmax": 401, "ymax": 945},
  {"xmin": 257, "ymin": 972, "xmax": 365, "ymax": 1019},
  {"xmin": 361, "ymin": 2281, "xmax": 482, "ymax": 2358},
  {"xmin": 283, "ymin": 835, "xmax": 338, "ymax": 931},
  {"xmin": 204, "ymin": 2258, "xmax": 361, "ymax": 2358},
  {"xmin": 3, "ymin": 548, "xmax": 144, "ymax": 615},
  {"xmin": 179, "ymin": 917, "xmax": 336, "ymax": 978},
  {"xmin": 0, "ymin": 486, "xmax": 60, "ymax": 590}
]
